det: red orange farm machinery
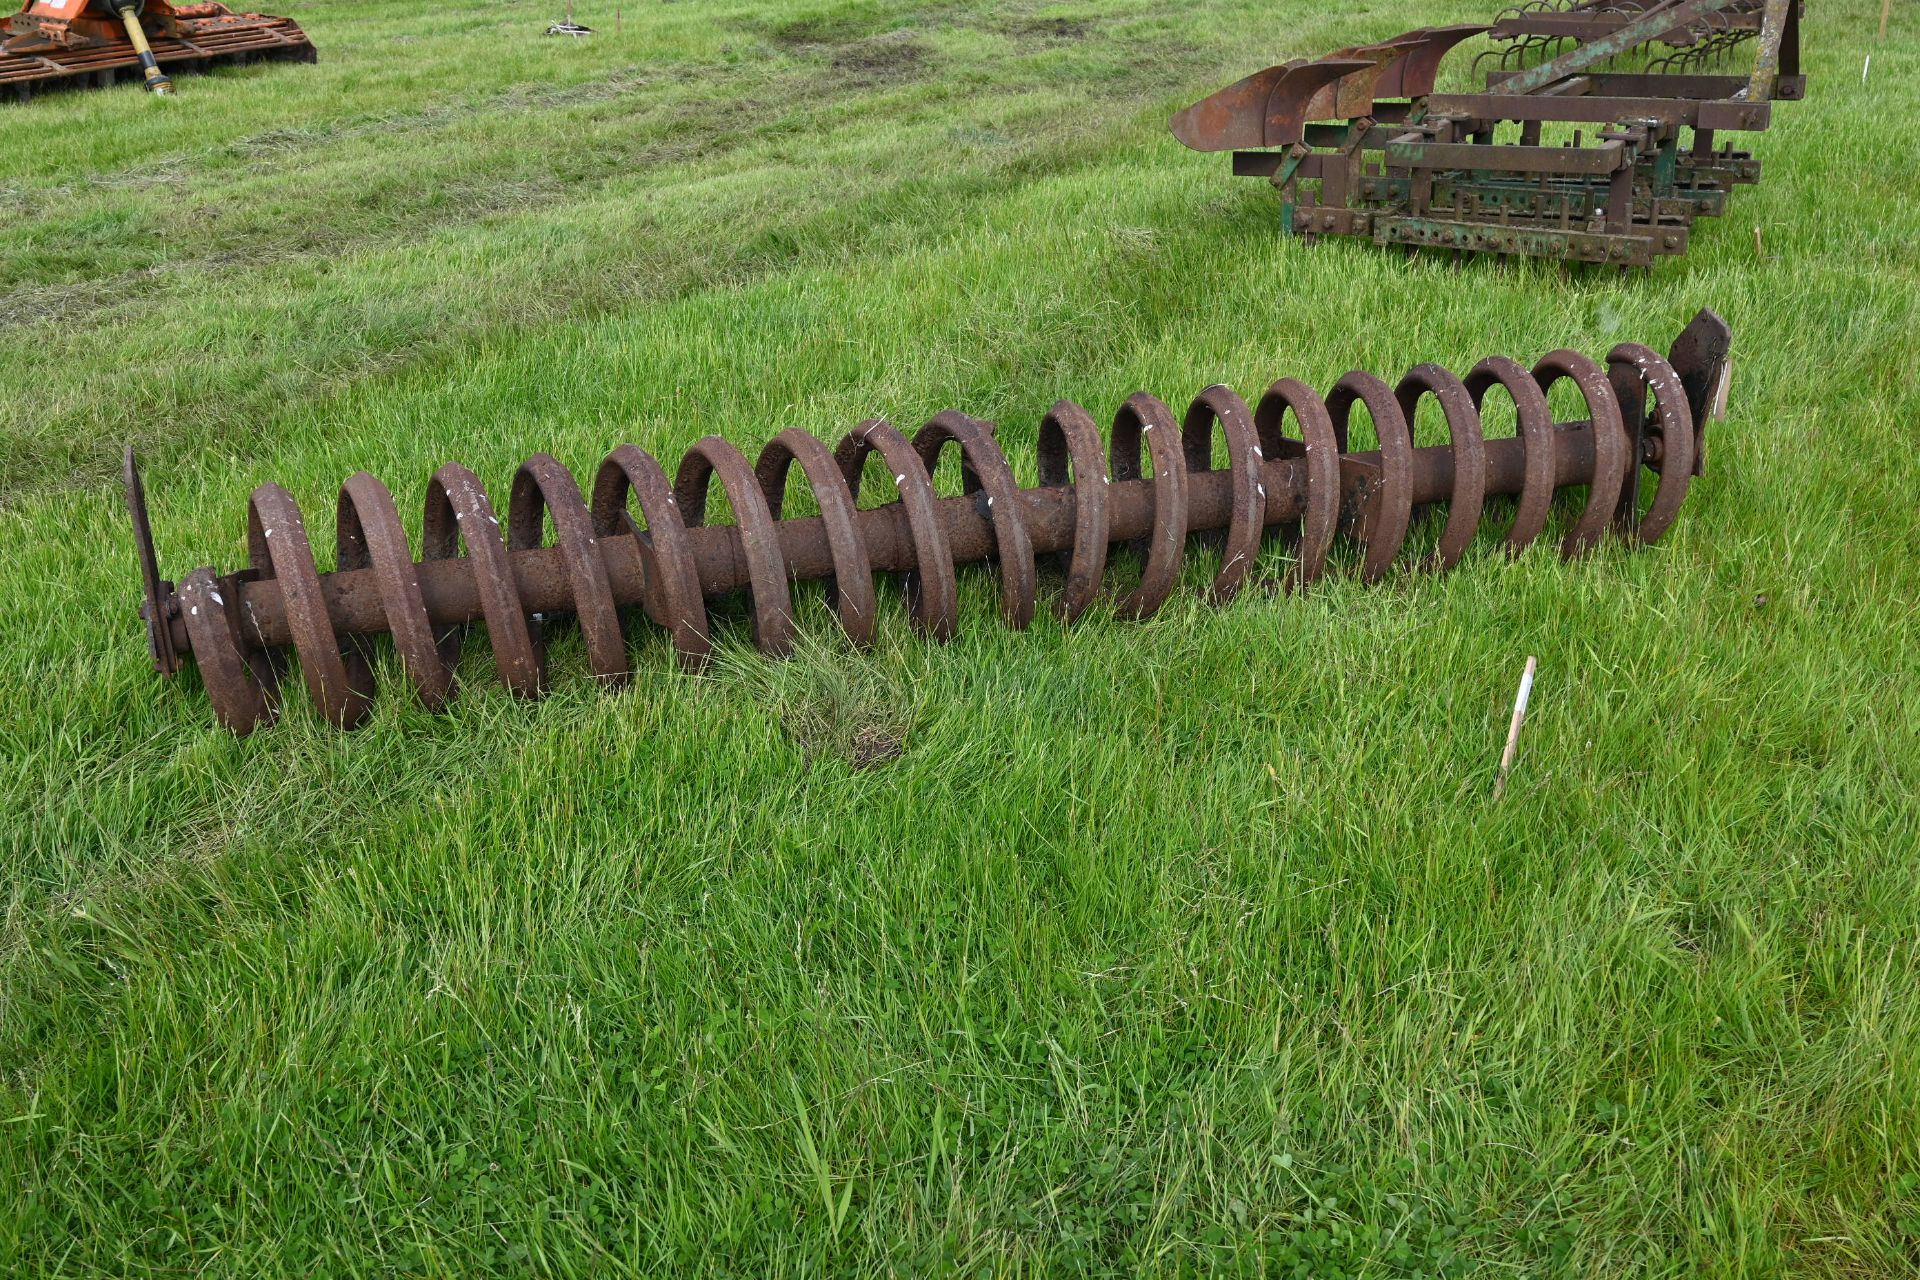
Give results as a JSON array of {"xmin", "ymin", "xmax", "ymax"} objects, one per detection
[{"xmin": 3, "ymin": 0, "xmax": 314, "ymax": 100}]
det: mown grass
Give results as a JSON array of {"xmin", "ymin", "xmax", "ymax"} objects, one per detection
[{"xmin": 2, "ymin": 0, "xmax": 1917, "ymax": 1274}]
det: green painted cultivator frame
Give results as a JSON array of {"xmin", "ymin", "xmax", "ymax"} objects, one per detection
[{"xmin": 1172, "ymin": 0, "xmax": 1804, "ymax": 267}]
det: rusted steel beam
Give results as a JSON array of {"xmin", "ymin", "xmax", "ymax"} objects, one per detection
[
  {"xmin": 1490, "ymin": 71, "xmax": 1806, "ymax": 101},
  {"xmin": 129, "ymin": 315, "xmax": 1732, "ymax": 734},
  {"xmin": 1489, "ymin": 0, "xmax": 1743, "ymax": 96},
  {"xmin": 1385, "ymin": 136, "xmax": 1629, "ymax": 174},
  {"xmin": 1426, "ymin": 92, "xmax": 1771, "ymax": 130},
  {"xmin": 1371, "ymin": 217, "xmax": 1680, "ymax": 266},
  {"xmin": 1743, "ymin": 0, "xmax": 1794, "ymax": 100}
]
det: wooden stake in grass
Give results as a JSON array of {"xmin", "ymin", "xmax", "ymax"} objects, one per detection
[
  {"xmin": 1494, "ymin": 656, "xmax": 1538, "ymax": 800},
  {"xmin": 1882, "ymin": 0, "xmax": 1893, "ymax": 42}
]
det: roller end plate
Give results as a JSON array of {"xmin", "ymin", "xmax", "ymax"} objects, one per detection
[{"xmin": 1667, "ymin": 308, "xmax": 1733, "ymax": 476}]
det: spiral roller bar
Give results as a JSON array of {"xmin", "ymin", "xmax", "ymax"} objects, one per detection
[{"xmin": 126, "ymin": 312, "xmax": 1731, "ymax": 734}]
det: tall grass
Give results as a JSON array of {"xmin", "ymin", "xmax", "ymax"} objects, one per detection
[{"xmin": 2, "ymin": 0, "xmax": 1916, "ymax": 1274}]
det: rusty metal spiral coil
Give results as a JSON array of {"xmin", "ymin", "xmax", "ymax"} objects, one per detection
[{"xmin": 130, "ymin": 314, "xmax": 1728, "ymax": 735}]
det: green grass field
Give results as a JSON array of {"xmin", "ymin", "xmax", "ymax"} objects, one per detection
[{"xmin": 3, "ymin": 0, "xmax": 1918, "ymax": 1273}]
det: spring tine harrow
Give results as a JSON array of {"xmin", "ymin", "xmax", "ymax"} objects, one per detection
[
  {"xmin": 1174, "ymin": 0, "xmax": 1802, "ymax": 267},
  {"xmin": 127, "ymin": 314, "xmax": 1731, "ymax": 735}
]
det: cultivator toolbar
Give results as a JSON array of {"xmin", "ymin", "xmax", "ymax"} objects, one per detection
[
  {"xmin": 126, "ymin": 312, "xmax": 1731, "ymax": 734},
  {"xmin": 1172, "ymin": 0, "xmax": 1802, "ymax": 266}
]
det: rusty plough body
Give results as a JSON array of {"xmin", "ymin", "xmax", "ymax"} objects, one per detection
[
  {"xmin": 1171, "ymin": 0, "xmax": 1803, "ymax": 266},
  {"xmin": 127, "ymin": 313, "xmax": 1731, "ymax": 734}
]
